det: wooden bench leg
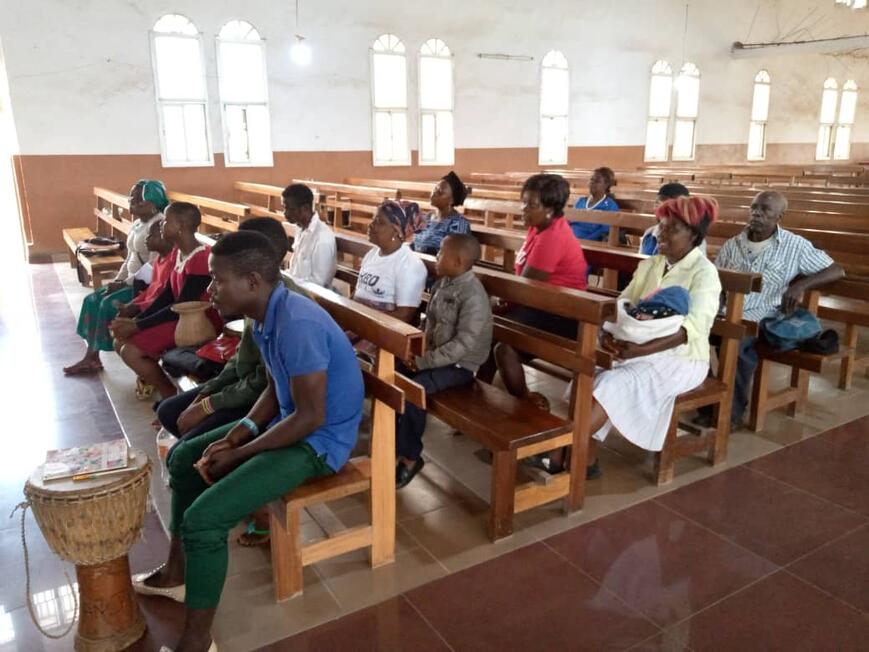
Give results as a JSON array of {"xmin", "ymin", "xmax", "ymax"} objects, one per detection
[
  {"xmin": 786, "ymin": 367, "xmax": 809, "ymax": 417},
  {"xmin": 68, "ymin": 248, "xmax": 78, "ymax": 268},
  {"xmin": 655, "ymin": 417, "xmax": 679, "ymax": 486},
  {"xmin": 748, "ymin": 358, "xmax": 771, "ymax": 432},
  {"xmin": 839, "ymin": 324, "xmax": 857, "ymax": 390},
  {"xmin": 488, "ymin": 451, "xmax": 517, "ymax": 541},
  {"xmin": 710, "ymin": 401, "xmax": 730, "ymax": 466},
  {"xmin": 369, "ymin": 351, "xmax": 396, "ymax": 568},
  {"xmin": 270, "ymin": 502, "xmax": 303, "ymax": 602}
]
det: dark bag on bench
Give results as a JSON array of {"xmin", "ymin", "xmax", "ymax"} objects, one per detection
[
  {"xmin": 161, "ymin": 347, "xmax": 224, "ymax": 382},
  {"xmin": 76, "ymin": 236, "xmax": 123, "ymax": 257}
]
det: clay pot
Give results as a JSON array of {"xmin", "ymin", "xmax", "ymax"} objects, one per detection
[{"xmin": 171, "ymin": 301, "xmax": 217, "ymax": 347}]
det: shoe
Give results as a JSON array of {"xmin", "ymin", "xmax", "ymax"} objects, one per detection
[
  {"xmin": 395, "ymin": 458, "xmax": 424, "ymax": 489},
  {"xmin": 159, "ymin": 642, "xmax": 217, "ymax": 652},
  {"xmin": 586, "ymin": 458, "xmax": 602, "ymax": 480},
  {"xmin": 526, "ymin": 391, "xmax": 551, "ymax": 412},
  {"xmin": 132, "ymin": 565, "xmax": 185, "ymax": 603},
  {"xmin": 691, "ymin": 412, "xmax": 714, "ymax": 428}
]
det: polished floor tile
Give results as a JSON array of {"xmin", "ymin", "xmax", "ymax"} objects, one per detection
[
  {"xmin": 666, "ymin": 571, "xmax": 869, "ymax": 651},
  {"xmin": 787, "ymin": 523, "xmax": 869, "ymax": 614},
  {"xmin": 406, "ymin": 542, "xmax": 659, "ymax": 651},
  {"xmin": 656, "ymin": 466, "xmax": 866, "ymax": 565},
  {"xmin": 749, "ymin": 418, "xmax": 869, "ymax": 517},
  {"xmin": 260, "ymin": 596, "xmax": 450, "ymax": 651},
  {"xmin": 546, "ymin": 500, "xmax": 777, "ymax": 627}
]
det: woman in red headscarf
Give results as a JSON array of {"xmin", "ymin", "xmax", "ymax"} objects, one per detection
[{"xmin": 534, "ymin": 196, "xmax": 722, "ymax": 478}]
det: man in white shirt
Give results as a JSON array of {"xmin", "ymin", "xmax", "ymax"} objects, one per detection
[{"xmin": 282, "ymin": 183, "xmax": 337, "ymax": 288}]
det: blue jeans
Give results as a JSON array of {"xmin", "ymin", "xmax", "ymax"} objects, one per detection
[
  {"xmin": 396, "ymin": 364, "xmax": 474, "ymax": 460},
  {"xmin": 732, "ymin": 336, "xmax": 759, "ymax": 424}
]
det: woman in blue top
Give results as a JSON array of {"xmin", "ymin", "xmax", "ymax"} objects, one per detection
[
  {"xmin": 570, "ymin": 167, "xmax": 620, "ymax": 241},
  {"xmin": 411, "ymin": 171, "xmax": 471, "ymax": 255}
]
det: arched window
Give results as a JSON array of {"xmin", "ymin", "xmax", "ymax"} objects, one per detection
[
  {"xmin": 816, "ymin": 77, "xmax": 839, "ymax": 160},
  {"xmin": 747, "ymin": 70, "xmax": 771, "ymax": 161},
  {"xmin": 539, "ymin": 50, "xmax": 569, "ymax": 165},
  {"xmin": 833, "ymin": 80, "xmax": 858, "ymax": 160},
  {"xmin": 672, "ymin": 63, "xmax": 700, "ymax": 160},
  {"xmin": 216, "ymin": 20, "xmax": 272, "ymax": 167},
  {"xmin": 370, "ymin": 34, "xmax": 409, "ymax": 166},
  {"xmin": 644, "ymin": 60, "xmax": 673, "ymax": 162},
  {"xmin": 150, "ymin": 14, "xmax": 212, "ymax": 166},
  {"xmin": 418, "ymin": 39, "xmax": 454, "ymax": 166}
]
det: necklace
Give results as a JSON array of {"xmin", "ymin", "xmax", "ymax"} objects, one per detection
[{"xmin": 584, "ymin": 195, "xmax": 607, "ymax": 210}]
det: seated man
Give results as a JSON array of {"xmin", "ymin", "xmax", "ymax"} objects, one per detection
[
  {"xmin": 283, "ymin": 183, "xmax": 337, "ymax": 287},
  {"xmin": 710, "ymin": 190, "xmax": 844, "ymax": 426},
  {"xmin": 134, "ymin": 231, "xmax": 364, "ymax": 652}
]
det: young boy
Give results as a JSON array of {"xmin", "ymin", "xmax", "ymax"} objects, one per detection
[
  {"xmin": 396, "ymin": 233, "xmax": 492, "ymax": 488},
  {"xmin": 135, "ymin": 230, "xmax": 363, "ymax": 652}
]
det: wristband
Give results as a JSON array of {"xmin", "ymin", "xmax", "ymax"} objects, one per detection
[
  {"xmin": 239, "ymin": 417, "xmax": 259, "ymax": 437},
  {"xmin": 201, "ymin": 397, "xmax": 214, "ymax": 415}
]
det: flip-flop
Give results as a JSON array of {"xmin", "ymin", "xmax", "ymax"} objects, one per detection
[{"xmin": 236, "ymin": 520, "xmax": 270, "ymax": 547}]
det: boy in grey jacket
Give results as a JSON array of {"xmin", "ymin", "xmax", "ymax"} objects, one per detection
[{"xmin": 396, "ymin": 234, "xmax": 493, "ymax": 489}]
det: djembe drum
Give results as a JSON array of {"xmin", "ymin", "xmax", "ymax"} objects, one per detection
[{"xmin": 23, "ymin": 450, "xmax": 151, "ymax": 651}]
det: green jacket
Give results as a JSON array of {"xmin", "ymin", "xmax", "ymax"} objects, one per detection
[{"xmin": 197, "ymin": 277, "xmax": 308, "ymax": 410}]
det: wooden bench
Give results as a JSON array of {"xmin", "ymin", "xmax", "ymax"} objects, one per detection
[
  {"xmin": 61, "ymin": 226, "xmax": 126, "ymax": 289},
  {"xmin": 327, "ymin": 231, "xmax": 616, "ymax": 540},
  {"xmin": 167, "ymin": 191, "xmax": 251, "ymax": 234},
  {"xmin": 194, "ymin": 233, "xmax": 425, "ymax": 601}
]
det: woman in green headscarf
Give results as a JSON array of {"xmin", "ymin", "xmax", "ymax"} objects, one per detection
[{"xmin": 64, "ymin": 180, "xmax": 170, "ymax": 375}]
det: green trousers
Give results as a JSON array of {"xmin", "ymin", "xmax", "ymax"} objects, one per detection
[
  {"xmin": 76, "ymin": 285, "xmax": 133, "ymax": 351},
  {"xmin": 167, "ymin": 421, "xmax": 332, "ymax": 609}
]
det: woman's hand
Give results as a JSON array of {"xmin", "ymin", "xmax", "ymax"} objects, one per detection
[
  {"xmin": 117, "ymin": 302, "xmax": 141, "ymax": 319},
  {"xmin": 177, "ymin": 399, "xmax": 209, "ymax": 435},
  {"xmin": 600, "ymin": 332, "xmax": 621, "ymax": 357},
  {"xmin": 611, "ymin": 340, "xmax": 656, "ymax": 361},
  {"xmin": 106, "ymin": 281, "xmax": 127, "ymax": 294},
  {"xmin": 110, "ymin": 318, "xmax": 139, "ymax": 340}
]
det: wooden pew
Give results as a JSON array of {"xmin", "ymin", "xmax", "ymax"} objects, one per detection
[
  {"xmin": 167, "ymin": 191, "xmax": 251, "ymax": 234},
  {"xmin": 195, "ymin": 232, "xmax": 424, "ymax": 600},
  {"xmin": 327, "ymin": 230, "xmax": 617, "ymax": 540}
]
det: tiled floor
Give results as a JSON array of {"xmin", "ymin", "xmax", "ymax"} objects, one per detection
[{"xmin": 0, "ymin": 261, "xmax": 866, "ymax": 651}]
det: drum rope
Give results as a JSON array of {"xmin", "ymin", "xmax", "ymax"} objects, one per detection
[{"xmin": 10, "ymin": 501, "xmax": 78, "ymax": 640}]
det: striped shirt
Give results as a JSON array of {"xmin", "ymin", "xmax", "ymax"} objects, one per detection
[
  {"xmin": 715, "ymin": 227, "xmax": 834, "ymax": 323},
  {"xmin": 411, "ymin": 211, "xmax": 471, "ymax": 255}
]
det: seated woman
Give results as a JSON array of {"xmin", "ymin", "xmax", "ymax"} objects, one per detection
[
  {"xmin": 411, "ymin": 171, "xmax": 471, "ymax": 255},
  {"xmin": 543, "ymin": 196, "xmax": 721, "ymax": 478},
  {"xmin": 354, "ymin": 200, "xmax": 427, "ymax": 324},
  {"xmin": 482, "ymin": 174, "xmax": 587, "ymax": 410},
  {"xmin": 63, "ymin": 179, "xmax": 169, "ymax": 375},
  {"xmin": 569, "ymin": 167, "xmax": 620, "ymax": 242},
  {"xmin": 113, "ymin": 202, "xmax": 222, "ymax": 401},
  {"xmin": 639, "ymin": 182, "xmax": 691, "ymax": 255}
]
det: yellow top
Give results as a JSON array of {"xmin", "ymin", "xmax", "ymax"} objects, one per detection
[{"xmin": 619, "ymin": 247, "xmax": 721, "ymax": 361}]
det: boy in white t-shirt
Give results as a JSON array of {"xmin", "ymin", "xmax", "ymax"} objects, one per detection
[{"xmin": 353, "ymin": 200, "xmax": 427, "ymax": 323}]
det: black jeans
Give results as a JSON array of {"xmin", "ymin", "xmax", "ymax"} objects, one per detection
[
  {"xmin": 396, "ymin": 364, "xmax": 474, "ymax": 460},
  {"xmin": 157, "ymin": 387, "xmax": 251, "ymax": 444}
]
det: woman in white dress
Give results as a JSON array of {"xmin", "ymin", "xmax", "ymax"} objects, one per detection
[{"xmin": 541, "ymin": 196, "xmax": 721, "ymax": 479}]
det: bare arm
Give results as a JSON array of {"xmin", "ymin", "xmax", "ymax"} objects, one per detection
[
  {"xmin": 521, "ymin": 266, "xmax": 551, "ymax": 282},
  {"xmin": 782, "ymin": 263, "xmax": 845, "ymax": 314}
]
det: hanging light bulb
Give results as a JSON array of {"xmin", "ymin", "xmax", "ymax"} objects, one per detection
[
  {"xmin": 291, "ymin": 34, "xmax": 312, "ymax": 66},
  {"xmin": 290, "ymin": 0, "xmax": 312, "ymax": 66}
]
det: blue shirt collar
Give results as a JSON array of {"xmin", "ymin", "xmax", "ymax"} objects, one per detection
[{"xmin": 255, "ymin": 283, "xmax": 287, "ymax": 338}]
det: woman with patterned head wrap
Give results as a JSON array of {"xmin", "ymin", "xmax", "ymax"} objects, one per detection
[
  {"xmin": 534, "ymin": 195, "xmax": 722, "ymax": 479},
  {"xmin": 63, "ymin": 180, "xmax": 170, "ymax": 375},
  {"xmin": 412, "ymin": 171, "xmax": 472, "ymax": 255},
  {"xmin": 353, "ymin": 200, "xmax": 427, "ymax": 323}
]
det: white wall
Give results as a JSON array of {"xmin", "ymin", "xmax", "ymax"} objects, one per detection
[{"xmin": 0, "ymin": 0, "xmax": 867, "ymax": 156}]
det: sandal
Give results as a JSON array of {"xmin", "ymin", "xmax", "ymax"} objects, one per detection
[
  {"xmin": 135, "ymin": 377, "xmax": 155, "ymax": 401},
  {"xmin": 236, "ymin": 521, "xmax": 270, "ymax": 547},
  {"xmin": 526, "ymin": 391, "xmax": 551, "ymax": 412}
]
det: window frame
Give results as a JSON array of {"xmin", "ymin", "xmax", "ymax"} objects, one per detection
[
  {"xmin": 538, "ymin": 50, "xmax": 570, "ymax": 166},
  {"xmin": 671, "ymin": 62, "xmax": 700, "ymax": 161},
  {"xmin": 215, "ymin": 20, "xmax": 274, "ymax": 168},
  {"xmin": 149, "ymin": 14, "xmax": 214, "ymax": 168},
  {"xmin": 417, "ymin": 38, "xmax": 455, "ymax": 167},
  {"xmin": 747, "ymin": 70, "xmax": 771, "ymax": 161},
  {"xmin": 370, "ymin": 34, "xmax": 411, "ymax": 167},
  {"xmin": 833, "ymin": 80, "xmax": 858, "ymax": 161},
  {"xmin": 644, "ymin": 59, "xmax": 674, "ymax": 162},
  {"xmin": 816, "ymin": 77, "xmax": 839, "ymax": 161}
]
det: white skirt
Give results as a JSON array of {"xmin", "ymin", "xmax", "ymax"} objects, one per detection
[{"xmin": 591, "ymin": 354, "xmax": 709, "ymax": 452}]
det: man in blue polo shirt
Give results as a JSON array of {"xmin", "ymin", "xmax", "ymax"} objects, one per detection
[{"xmin": 137, "ymin": 230, "xmax": 363, "ymax": 652}]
